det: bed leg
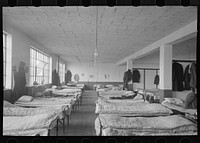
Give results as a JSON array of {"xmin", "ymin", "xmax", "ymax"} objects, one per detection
[
  {"xmin": 63, "ymin": 118, "xmax": 65, "ymax": 134},
  {"xmin": 56, "ymin": 119, "xmax": 59, "ymax": 136},
  {"xmin": 68, "ymin": 115, "xmax": 70, "ymax": 126},
  {"xmin": 48, "ymin": 129, "xmax": 50, "ymax": 136}
]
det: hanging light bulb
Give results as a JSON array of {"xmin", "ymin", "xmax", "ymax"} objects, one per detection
[{"xmin": 94, "ymin": 48, "xmax": 98, "ymax": 56}]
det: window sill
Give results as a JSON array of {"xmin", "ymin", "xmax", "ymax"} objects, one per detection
[{"xmin": 4, "ymin": 89, "xmax": 12, "ymax": 91}]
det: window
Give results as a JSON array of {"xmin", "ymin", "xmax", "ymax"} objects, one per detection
[
  {"xmin": 59, "ymin": 61, "xmax": 65, "ymax": 83},
  {"xmin": 30, "ymin": 47, "xmax": 52, "ymax": 85},
  {"xmin": 3, "ymin": 31, "xmax": 12, "ymax": 89}
]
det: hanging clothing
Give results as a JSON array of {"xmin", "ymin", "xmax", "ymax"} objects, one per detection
[
  {"xmin": 123, "ymin": 71, "xmax": 129, "ymax": 90},
  {"xmin": 172, "ymin": 62, "xmax": 184, "ymax": 91},
  {"xmin": 13, "ymin": 64, "xmax": 27, "ymax": 101},
  {"xmin": 65, "ymin": 70, "xmax": 72, "ymax": 83},
  {"xmin": 154, "ymin": 75, "xmax": 159, "ymax": 85},
  {"xmin": 132, "ymin": 69, "xmax": 140, "ymax": 83},
  {"xmin": 123, "ymin": 70, "xmax": 132, "ymax": 90},
  {"xmin": 190, "ymin": 62, "xmax": 196, "ymax": 89},
  {"xmin": 184, "ymin": 64, "xmax": 191, "ymax": 90},
  {"xmin": 18, "ymin": 66, "xmax": 27, "ymax": 89},
  {"xmin": 127, "ymin": 69, "xmax": 132, "ymax": 82}
]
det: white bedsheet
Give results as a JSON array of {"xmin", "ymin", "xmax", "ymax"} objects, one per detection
[
  {"xmin": 95, "ymin": 99, "xmax": 173, "ymax": 116},
  {"xmin": 95, "ymin": 114, "xmax": 197, "ymax": 136},
  {"xmin": 4, "ymin": 107, "xmax": 64, "ymax": 119},
  {"xmin": 3, "ymin": 113, "xmax": 58, "ymax": 132},
  {"xmin": 3, "ymin": 128, "xmax": 49, "ymax": 136}
]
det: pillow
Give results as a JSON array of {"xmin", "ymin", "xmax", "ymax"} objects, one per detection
[
  {"xmin": 4, "ymin": 101, "xmax": 15, "ymax": 107},
  {"xmin": 164, "ymin": 98, "xmax": 184, "ymax": 105},
  {"xmin": 17, "ymin": 95, "xmax": 33, "ymax": 102}
]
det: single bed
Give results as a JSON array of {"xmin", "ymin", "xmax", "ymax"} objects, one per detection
[
  {"xmin": 14, "ymin": 96, "xmax": 75, "ymax": 133},
  {"xmin": 95, "ymin": 114, "xmax": 197, "ymax": 136},
  {"xmin": 3, "ymin": 101, "xmax": 65, "ymax": 136},
  {"xmin": 95, "ymin": 98, "xmax": 173, "ymax": 116},
  {"xmin": 3, "ymin": 113, "xmax": 59, "ymax": 136}
]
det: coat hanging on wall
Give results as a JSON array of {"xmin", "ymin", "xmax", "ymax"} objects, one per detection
[
  {"xmin": 154, "ymin": 75, "xmax": 159, "ymax": 85},
  {"xmin": 12, "ymin": 61, "xmax": 27, "ymax": 101},
  {"xmin": 172, "ymin": 62, "xmax": 184, "ymax": 91},
  {"xmin": 132, "ymin": 69, "xmax": 140, "ymax": 83},
  {"xmin": 189, "ymin": 62, "xmax": 196, "ymax": 89},
  {"xmin": 184, "ymin": 64, "xmax": 191, "ymax": 90},
  {"xmin": 65, "ymin": 70, "xmax": 72, "ymax": 84}
]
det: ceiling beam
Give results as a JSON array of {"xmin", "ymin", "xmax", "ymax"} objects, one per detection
[{"xmin": 116, "ymin": 20, "xmax": 197, "ymax": 66}]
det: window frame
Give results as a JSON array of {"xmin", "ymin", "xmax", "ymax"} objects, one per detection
[
  {"xmin": 30, "ymin": 47, "xmax": 51, "ymax": 85},
  {"xmin": 3, "ymin": 31, "xmax": 12, "ymax": 89}
]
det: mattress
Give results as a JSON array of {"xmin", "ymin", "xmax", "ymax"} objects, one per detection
[
  {"xmin": 99, "ymin": 90, "xmax": 127, "ymax": 96},
  {"xmin": 161, "ymin": 100, "xmax": 197, "ymax": 115},
  {"xmin": 3, "ymin": 128, "xmax": 49, "ymax": 136},
  {"xmin": 95, "ymin": 114, "xmax": 197, "ymax": 136},
  {"xmin": 3, "ymin": 113, "xmax": 58, "ymax": 132},
  {"xmin": 15, "ymin": 96, "xmax": 74, "ymax": 108},
  {"xmin": 62, "ymin": 85, "xmax": 84, "ymax": 90},
  {"xmin": 3, "ymin": 106, "xmax": 64, "ymax": 119},
  {"xmin": 95, "ymin": 98, "xmax": 173, "ymax": 116}
]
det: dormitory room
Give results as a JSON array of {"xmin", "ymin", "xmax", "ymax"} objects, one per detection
[{"xmin": 3, "ymin": 6, "xmax": 197, "ymax": 136}]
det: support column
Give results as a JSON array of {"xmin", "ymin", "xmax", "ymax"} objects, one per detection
[
  {"xmin": 159, "ymin": 44, "xmax": 173, "ymax": 102},
  {"xmin": 126, "ymin": 59, "xmax": 133, "ymax": 71}
]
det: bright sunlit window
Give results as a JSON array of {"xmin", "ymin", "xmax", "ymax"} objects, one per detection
[
  {"xmin": 30, "ymin": 47, "xmax": 52, "ymax": 85},
  {"xmin": 3, "ymin": 31, "xmax": 12, "ymax": 89}
]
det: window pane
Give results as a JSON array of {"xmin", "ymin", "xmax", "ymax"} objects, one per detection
[
  {"xmin": 43, "ymin": 62, "xmax": 47, "ymax": 69},
  {"xmin": 33, "ymin": 49, "xmax": 36, "ymax": 59},
  {"xmin": 37, "ymin": 67, "xmax": 43, "ymax": 76},
  {"xmin": 44, "ymin": 70, "xmax": 47, "ymax": 77}
]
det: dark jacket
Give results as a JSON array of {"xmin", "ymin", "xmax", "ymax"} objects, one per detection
[
  {"xmin": 123, "ymin": 70, "xmax": 132, "ymax": 90},
  {"xmin": 154, "ymin": 75, "xmax": 159, "ymax": 85},
  {"xmin": 65, "ymin": 70, "xmax": 72, "ymax": 83},
  {"xmin": 127, "ymin": 69, "xmax": 132, "ymax": 82},
  {"xmin": 190, "ymin": 62, "xmax": 196, "ymax": 89},
  {"xmin": 172, "ymin": 62, "xmax": 184, "ymax": 91},
  {"xmin": 184, "ymin": 64, "xmax": 191, "ymax": 90},
  {"xmin": 132, "ymin": 69, "xmax": 140, "ymax": 83}
]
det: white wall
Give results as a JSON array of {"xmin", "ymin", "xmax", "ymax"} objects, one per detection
[
  {"xmin": 3, "ymin": 16, "xmax": 60, "ymax": 85},
  {"xmin": 67, "ymin": 63, "xmax": 126, "ymax": 82}
]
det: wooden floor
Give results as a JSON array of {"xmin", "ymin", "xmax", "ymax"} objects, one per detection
[{"xmin": 50, "ymin": 90, "xmax": 98, "ymax": 136}]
